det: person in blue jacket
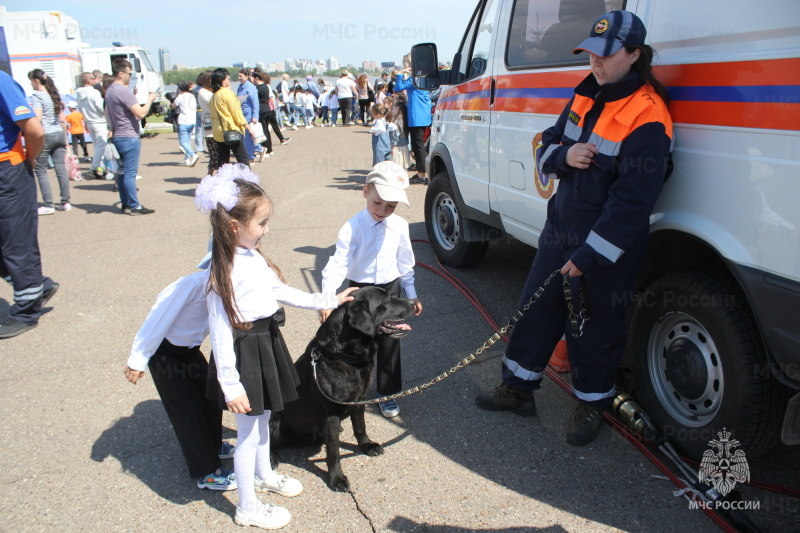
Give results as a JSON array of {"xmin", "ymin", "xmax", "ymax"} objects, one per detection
[
  {"xmin": 475, "ymin": 11, "xmax": 673, "ymax": 447},
  {"xmin": 393, "ymin": 55, "xmax": 431, "ymax": 184},
  {"xmin": 236, "ymin": 68, "xmax": 261, "ymax": 162}
]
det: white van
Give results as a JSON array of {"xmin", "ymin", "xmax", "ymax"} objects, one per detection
[
  {"xmin": 80, "ymin": 45, "xmax": 164, "ymax": 105},
  {"xmin": 412, "ymin": 0, "xmax": 800, "ymax": 459}
]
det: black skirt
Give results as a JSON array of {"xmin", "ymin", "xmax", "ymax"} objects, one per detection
[{"xmin": 207, "ymin": 310, "xmax": 300, "ymax": 416}]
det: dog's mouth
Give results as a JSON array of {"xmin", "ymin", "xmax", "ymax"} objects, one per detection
[{"xmin": 379, "ymin": 320, "xmax": 412, "ymax": 338}]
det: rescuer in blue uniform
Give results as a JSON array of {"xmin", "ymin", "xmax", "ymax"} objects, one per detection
[
  {"xmin": 476, "ymin": 11, "xmax": 673, "ymax": 445},
  {"xmin": 0, "ymin": 71, "xmax": 59, "ymax": 339}
]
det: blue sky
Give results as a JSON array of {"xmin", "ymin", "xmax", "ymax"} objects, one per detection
[{"xmin": 13, "ymin": 0, "xmax": 476, "ymax": 68}]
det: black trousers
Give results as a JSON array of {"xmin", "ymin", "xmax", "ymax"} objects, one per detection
[
  {"xmin": 348, "ymin": 278, "xmax": 403, "ymax": 395},
  {"xmin": 0, "ymin": 160, "xmax": 54, "ymax": 324},
  {"xmin": 211, "ymin": 138, "xmax": 250, "ymax": 172},
  {"xmin": 148, "ymin": 339, "xmax": 223, "ymax": 478},
  {"xmin": 408, "ymin": 127, "xmax": 428, "ymax": 174},
  {"xmin": 338, "ymin": 97, "xmax": 353, "ymax": 126},
  {"xmin": 71, "ymin": 133, "xmax": 88, "ymax": 157}
]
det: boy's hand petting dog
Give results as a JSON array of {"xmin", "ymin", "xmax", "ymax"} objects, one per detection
[
  {"xmin": 412, "ymin": 298, "xmax": 423, "ymax": 316},
  {"xmin": 319, "ymin": 309, "xmax": 331, "ymax": 324},
  {"xmin": 124, "ymin": 365, "xmax": 145, "ymax": 384},
  {"xmin": 227, "ymin": 393, "xmax": 252, "ymax": 414},
  {"xmin": 336, "ymin": 287, "xmax": 359, "ymax": 306}
]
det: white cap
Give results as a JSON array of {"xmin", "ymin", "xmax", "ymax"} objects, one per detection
[
  {"xmin": 68, "ymin": 101, "xmax": 78, "ymax": 108},
  {"xmin": 366, "ymin": 161, "xmax": 409, "ymax": 206}
]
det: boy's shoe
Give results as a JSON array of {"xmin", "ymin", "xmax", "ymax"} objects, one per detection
[
  {"xmin": 43, "ymin": 282, "xmax": 60, "ymax": 305},
  {"xmin": 56, "ymin": 202, "xmax": 72, "ymax": 211},
  {"xmin": 254, "ymin": 474, "xmax": 303, "ymax": 497},
  {"xmin": 379, "ymin": 399, "xmax": 400, "ymax": 418},
  {"xmin": 281, "ymin": 138, "xmax": 291, "ymax": 145},
  {"xmin": 218, "ymin": 442, "xmax": 236, "ymax": 460},
  {"xmin": 566, "ymin": 402, "xmax": 604, "ymax": 446},
  {"xmin": 38, "ymin": 206, "xmax": 55, "ymax": 216},
  {"xmin": 475, "ymin": 382, "xmax": 537, "ymax": 417},
  {"xmin": 409, "ymin": 175, "xmax": 428, "ymax": 185},
  {"xmin": 105, "ymin": 172, "xmax": 115, "ymax": 180},
  {"xmin": 197, "ymin": 467, "xmax": 237, "ymax": 491},
  {"xmin": 188, "ymin": 154, "xmax": 200, "ymax": 167},
  {"xmin": 0, "ymin": 318, "xmax": 38, "ymax": 339},
  {"xmin": 129, "ymin": 206, "xmax": 155, "ymax": 216},
  {"xmin": 234, "ymin": 502, "xmax": 291, "ymax": 529}
]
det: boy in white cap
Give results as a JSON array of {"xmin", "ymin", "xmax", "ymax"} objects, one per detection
[{"xmin": 320, "ymin": 160, "xmax": 424, "ymax": 417}]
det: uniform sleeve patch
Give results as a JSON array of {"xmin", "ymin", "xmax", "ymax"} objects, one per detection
[
  {"xmin": 568, "ymin": 110, "xmax": 580, "ymax": 125},
  {"xmin": 14, "ymin": 106, "xmax": 32, "ymax": 116}
]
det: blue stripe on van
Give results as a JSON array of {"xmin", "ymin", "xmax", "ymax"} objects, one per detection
[
  {"xmin": 667, "ymin": 85, "xmax": 797, "ymax": 103},
  {"xmin": 439, "ymin": 90, "xmax": 492, "ymax": 103},
  {"xmin": 495, "ymin": 87, "xmax": 575, "ymax": 99}
]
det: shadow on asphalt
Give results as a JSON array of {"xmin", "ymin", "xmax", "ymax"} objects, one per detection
[
  {"xmin": 90, "ymin": 399, "xmax": 235, "ymax": 515},
  {"xmin": 163, "ymin": 176, "xmax": 202, "ymax": 185},
  {"xmin": 70, "ymin": 202, "xmax": 127, "ymax": 215},
  {"xmin": 165, "ymin": 189, "xmax": 197, "ymax": 198},
  {"xmin": 388, "ymin": 517, "xmax": 567, "ymax": 532},
  {"xmin": 146, "ymin": 161, "xmax": 183, "ymax": 167},
  {"xmin": 328, "ymin": 169, "xmax": 369, "ymax": 191}
]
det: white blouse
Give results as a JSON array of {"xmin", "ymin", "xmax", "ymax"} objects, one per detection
[{"xmin": 207, "ymin": 247, "xmax": 337, "ymax": 401}]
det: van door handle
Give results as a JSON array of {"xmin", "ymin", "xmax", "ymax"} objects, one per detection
[{"xmin": 490, "ymin": 78, "xmax": 496, "ymax": 107}]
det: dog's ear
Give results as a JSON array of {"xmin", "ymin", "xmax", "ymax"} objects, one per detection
[{"xmin": 347, "ymin": 300, "xmax": 378, "ymax": 336}]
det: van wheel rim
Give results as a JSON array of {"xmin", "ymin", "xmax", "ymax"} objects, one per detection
[
  {"xmin": 647, "ymin": 311, "xmax": 724, "ymax": 427},
  {"xmin": 432, "ymin": 192, "xmax": 459, "ymax": 251}
]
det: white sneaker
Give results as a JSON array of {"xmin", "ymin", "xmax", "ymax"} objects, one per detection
[
  {"xmin": 135, "ymin": 175, "xmax": 142, "ymax": 180},
  {"xmin": 254, "ymin": 474, "xmax": 303, "ymax": 497},
  {"xmin": 234, "ymin": 502, "xmax": 291, "ymax": 529},
  {"xmin": 305, "ymin": 125, "xmax": 312, "ymax": 129},
  {"xmin": 291, "ymin": 125, "xmax": 298, "ymax": 131},
  {"xmin": 178, "ymin": 146, "xmax": 186, "ymax": 154},
  {"xmin": 38, "ymin": 206, "xmax": 55, "ymax": 216},
  {"xmin": 188, "ymin": 154, "xmax": 200, "ymax": 167},
  {"xmin": 331, "ymin": 123, "xmax": 336, "ymax": 128},
  {"xmin": 379, "ymin": 399, "xmax": 400, "ymax": 418},
  {"xmin": 105, "ymin": 172, "xmax": 115, "ymax": 180},
  {"xmin": 56, "ymin": 202, "xmax": 72, "ymax": 212}
]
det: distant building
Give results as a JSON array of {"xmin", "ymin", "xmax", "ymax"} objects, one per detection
[
  {"xmin": 256, "ymin": 61, "xmax": 265, "ymax": 71},
  {"xmin": 327, "ymin": 56, "xmax": 339, "ymax": 71},
  {"xmin": 172, "ymin": 63, "xmax": 186, "ymax": 71},
  {"xmin": 232, "ymin": 61, "xmax": 250, "ymax": 69},
  {"xmin": 380, "ymin": 61, "xmax": 396, "ymax": 69},
  {"xmin": 362, "ymin": 61, "xmax": 376, "ymax": 70},
  {"xmin": 159, "ymin": 48, "xmax": 171, "ymax": 73}
]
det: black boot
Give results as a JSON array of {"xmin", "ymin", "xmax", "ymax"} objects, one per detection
[
  {"xmin": 566, "ymin": 402, "xmax": 604, "ymax": 446},
  {"xmin": 475, "ymin": 382, "xmax": 536, "ymax": 416}
]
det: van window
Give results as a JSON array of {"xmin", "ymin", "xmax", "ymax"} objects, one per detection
[
  {"xmin": 455, "ymin": 0, "xmax": 500, "ymax": 82},
  {"xmin": 506, "ymin": 0, "xmax": 625, "ymax": 69}
]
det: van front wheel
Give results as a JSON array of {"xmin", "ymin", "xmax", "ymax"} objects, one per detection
[{"xmin": 424, "ymin": 173, "xmax": 488, "ymax": 267}]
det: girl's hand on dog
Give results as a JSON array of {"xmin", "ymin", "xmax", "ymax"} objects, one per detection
[
  {"xmin": 336, "ymin": 287, "xmax": 359, "ymax": 306},
  {"xmin": 412, "ymin": 298, "xmax": 423, "ymax": 316},
  {"xmin": 227, "ymin": 393, "xmax": 252, "ymax": 414},
  {"xmin": 124, "ymin": 365, "xmax": 145, "ymax": 384}
]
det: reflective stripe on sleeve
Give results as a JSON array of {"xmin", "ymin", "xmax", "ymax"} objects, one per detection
[{"xmin": 586, "ymin": 230, "xmax": 624, "ymax": 263}]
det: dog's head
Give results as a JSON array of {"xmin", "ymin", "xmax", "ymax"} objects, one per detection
[{"xmin": 345, "ymin": 286, "xmax": 415, "ymax": 339}]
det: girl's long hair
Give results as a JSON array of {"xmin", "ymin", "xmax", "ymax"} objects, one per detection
[
  {"xmin": 28, "ymin": 69, "xmax": 63, "ymax": 114},
  {"xmin": 208, "ymin": 179, "xmax": 285, "ymax": 330},
  {"xmin": 390, "ymin": 100, "xmax": 408, "ymax": 137},
  {"xmin": 626, "ymin": 44, "xmax": 669, "ymax": 104}
]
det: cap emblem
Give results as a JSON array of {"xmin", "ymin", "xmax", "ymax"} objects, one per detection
[{"xmin": 594, "ymin": 19, "xmax": 609, "ymax": 34}]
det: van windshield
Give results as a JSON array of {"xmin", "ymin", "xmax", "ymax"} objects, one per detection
[
  {"xmin": 138, "ymin": 51, "xmax": 155, "ymax": 73},
  {"xmin": 506, "ymin": 0, "xmax": 624, "ymax": 68}
]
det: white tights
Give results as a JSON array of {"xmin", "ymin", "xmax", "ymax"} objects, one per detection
[{"xmin": 234, "ymin": 411, "xmax": 277, "ymax": 512}]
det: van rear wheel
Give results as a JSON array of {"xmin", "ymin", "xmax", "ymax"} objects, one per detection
[
  {"xmin": 424, "ymin": 172, "xmax": 488, "ymax": 267},
  {"xmin": 629, "ymin": 270, "xmax": 787, "ymax": 460}
]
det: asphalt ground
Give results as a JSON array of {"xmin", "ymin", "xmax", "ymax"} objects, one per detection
[{"xmin": 1, "ymin": 125, "xmax": 798, "ymax": 533}]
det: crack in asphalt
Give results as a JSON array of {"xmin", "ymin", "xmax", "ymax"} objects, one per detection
[{"xmin": 349, "ymin": 490, "xmax": 377, "ymax": 533}]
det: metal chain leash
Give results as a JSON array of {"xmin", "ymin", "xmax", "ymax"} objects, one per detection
[{"xmin": 312, "ymin": 269, "xmax": 589, "ymax": 406}]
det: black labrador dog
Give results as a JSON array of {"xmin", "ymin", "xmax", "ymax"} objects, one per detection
[{"xmin": 270, "ymin": 286, "xmax": 415, "ymax": 492}]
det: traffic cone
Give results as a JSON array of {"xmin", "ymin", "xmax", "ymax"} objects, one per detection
[{"xmin": 548, "ymin": 338, "xmax": 570, "ymax": 372}]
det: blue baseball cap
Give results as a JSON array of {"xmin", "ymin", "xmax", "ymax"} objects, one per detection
[{"xmin": 573, "ymin": 10, "xmax": 647, "ymax": 57}]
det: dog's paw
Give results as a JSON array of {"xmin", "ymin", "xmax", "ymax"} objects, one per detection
[
  {"xmin": 329, "ymin": 474, "xmax": 351, "ymax": 492},
  {"xmin": 270, "ymin": 451, "xmax": 281, "ymax": 470},
  {"xmin": 359, "ymin": 442, "xmax": 384, "ymax": 456}
]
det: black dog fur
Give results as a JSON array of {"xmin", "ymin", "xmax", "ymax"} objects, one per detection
[{"xmin": 269, "ymin": 286, "xmax": 415, "ymax": 492}]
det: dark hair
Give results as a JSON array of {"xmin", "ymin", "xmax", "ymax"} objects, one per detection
[
  {"xmin": 263, "ymin": 73, "xmax": 271, "ymax": 85},
  {"xmin": 27, "ymin": 69, "xmax": 63, "ymax": 114},
  {"xmin": 112, "ymin": 58, "xmax": 132, "ymax": 76},
  {"xmin": 238, "ymin": 68, "xmax": 250, "ymax": 77},
  {"xmin": 370, "ymin": 103, "xmax": 387, "ymax": 117},
  {"xmin": 196, "ymin": 70, "xmax": 212, "ymax": 90},
  {"xmin": 177, "ymin": 80, "xmax": 191, "ymax": 93},
  {"xmin": 626, "ymin": 45, "xmax": 669, "ymax": 104},
  {"xmin": 100, "ymin": 74, "xmax": 115, "ymax": 97},
  {"xmin": 251, "ymin": 71, "xmax": 264, "ymax": 82},
  {"xmin": 389, "ymin": 99, "xmax": 408, "ymax": 136},
  {"xmin": 211, "ymin": 68, "xmax": 230, "ymax": 93},
  {"xmin": 208, "ymin": 179, "xmax": 285, "ymax": 330}
]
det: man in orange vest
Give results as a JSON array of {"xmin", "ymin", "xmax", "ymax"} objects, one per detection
[{"xmin": 0, "ymin": 71, "xmax": 59, "ymax": 339}]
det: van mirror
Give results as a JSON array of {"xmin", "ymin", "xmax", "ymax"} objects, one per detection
[{"xmin": 412, "ymin": 43, "xmax": 442, "ymax": 91}]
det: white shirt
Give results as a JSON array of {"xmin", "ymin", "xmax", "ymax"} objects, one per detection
[
  {"xmin": 127, "ymin": 271, "xmax": 209, "ymax": 372},
  {"xmin": 335, "ymin": 77, "xmax": 357, "ymax": 99},
  {"xmin": 304, "ymin": 93, "xmax": 316, "ymax": 110},
  {"xmin": 174, "ymin": 92, "xmax": 197, "ymax": 125},
  {"xmin": 371, "ymin": 117, "xmax": 387, "ymax": 135},
  {"xmin": 76, "ymin": 85, "xmax": 106, "ymax": 124},
  {"xmin": 322, "ymin": 209, "xmax": 417, "ymax": 299},
  {"xmin": 207, "ymin": 248, "xmax": 337, "ymax": 401}
]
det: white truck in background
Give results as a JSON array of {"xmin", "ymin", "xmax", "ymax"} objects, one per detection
[{"xmin": 412, "ymin": 0, "xmax": 800, "ymax": 461}]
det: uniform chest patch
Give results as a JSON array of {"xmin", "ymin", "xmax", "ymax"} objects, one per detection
[{"xmin": 568, "ymin": 110, "xmax": 581, "ymax": 125}]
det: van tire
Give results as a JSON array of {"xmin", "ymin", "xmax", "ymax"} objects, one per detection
[
  {"xmin": 424, "ymin": 172, "xmax": 489, "ymax": 267},
  {"xmin": 629, "ymin": 269, "xmax": 787, "ymax": 460}
]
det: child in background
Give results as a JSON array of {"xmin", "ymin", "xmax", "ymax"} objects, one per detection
[
  {"xmin": 327, "ymin": 89, "xmax": 339, "ymax": 128},
  {"xmin": 124, "ymin": 253, "xmax": 236, "ymax": 492},
  {"xmin": 318, "ymin": 86, "xmax": 331, "ymax": 127},
  {"xmin": 65, "ymin": 101, "xmax": 89, "ymax": 161},
  {"xmin": 370, "ymin": 104, "xmax": 391, "ymax": 166},
  {"xmin": 374, "ymin": 83, "xmax": 387, "ymax": 106},
  {"xmin": 388, "ymin": 99, "xmax": 411, "ymax": 170},
  {"xmin": 302, "ymin": 88, "xmax": 316, "ymax": 128},
  {"xmin": 196, "ymin": 164, "xmax": 356, "ymax": 529},
  {"xmin": 320, "ymin": 161, "xmax": 424, "ymax": 418}
]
